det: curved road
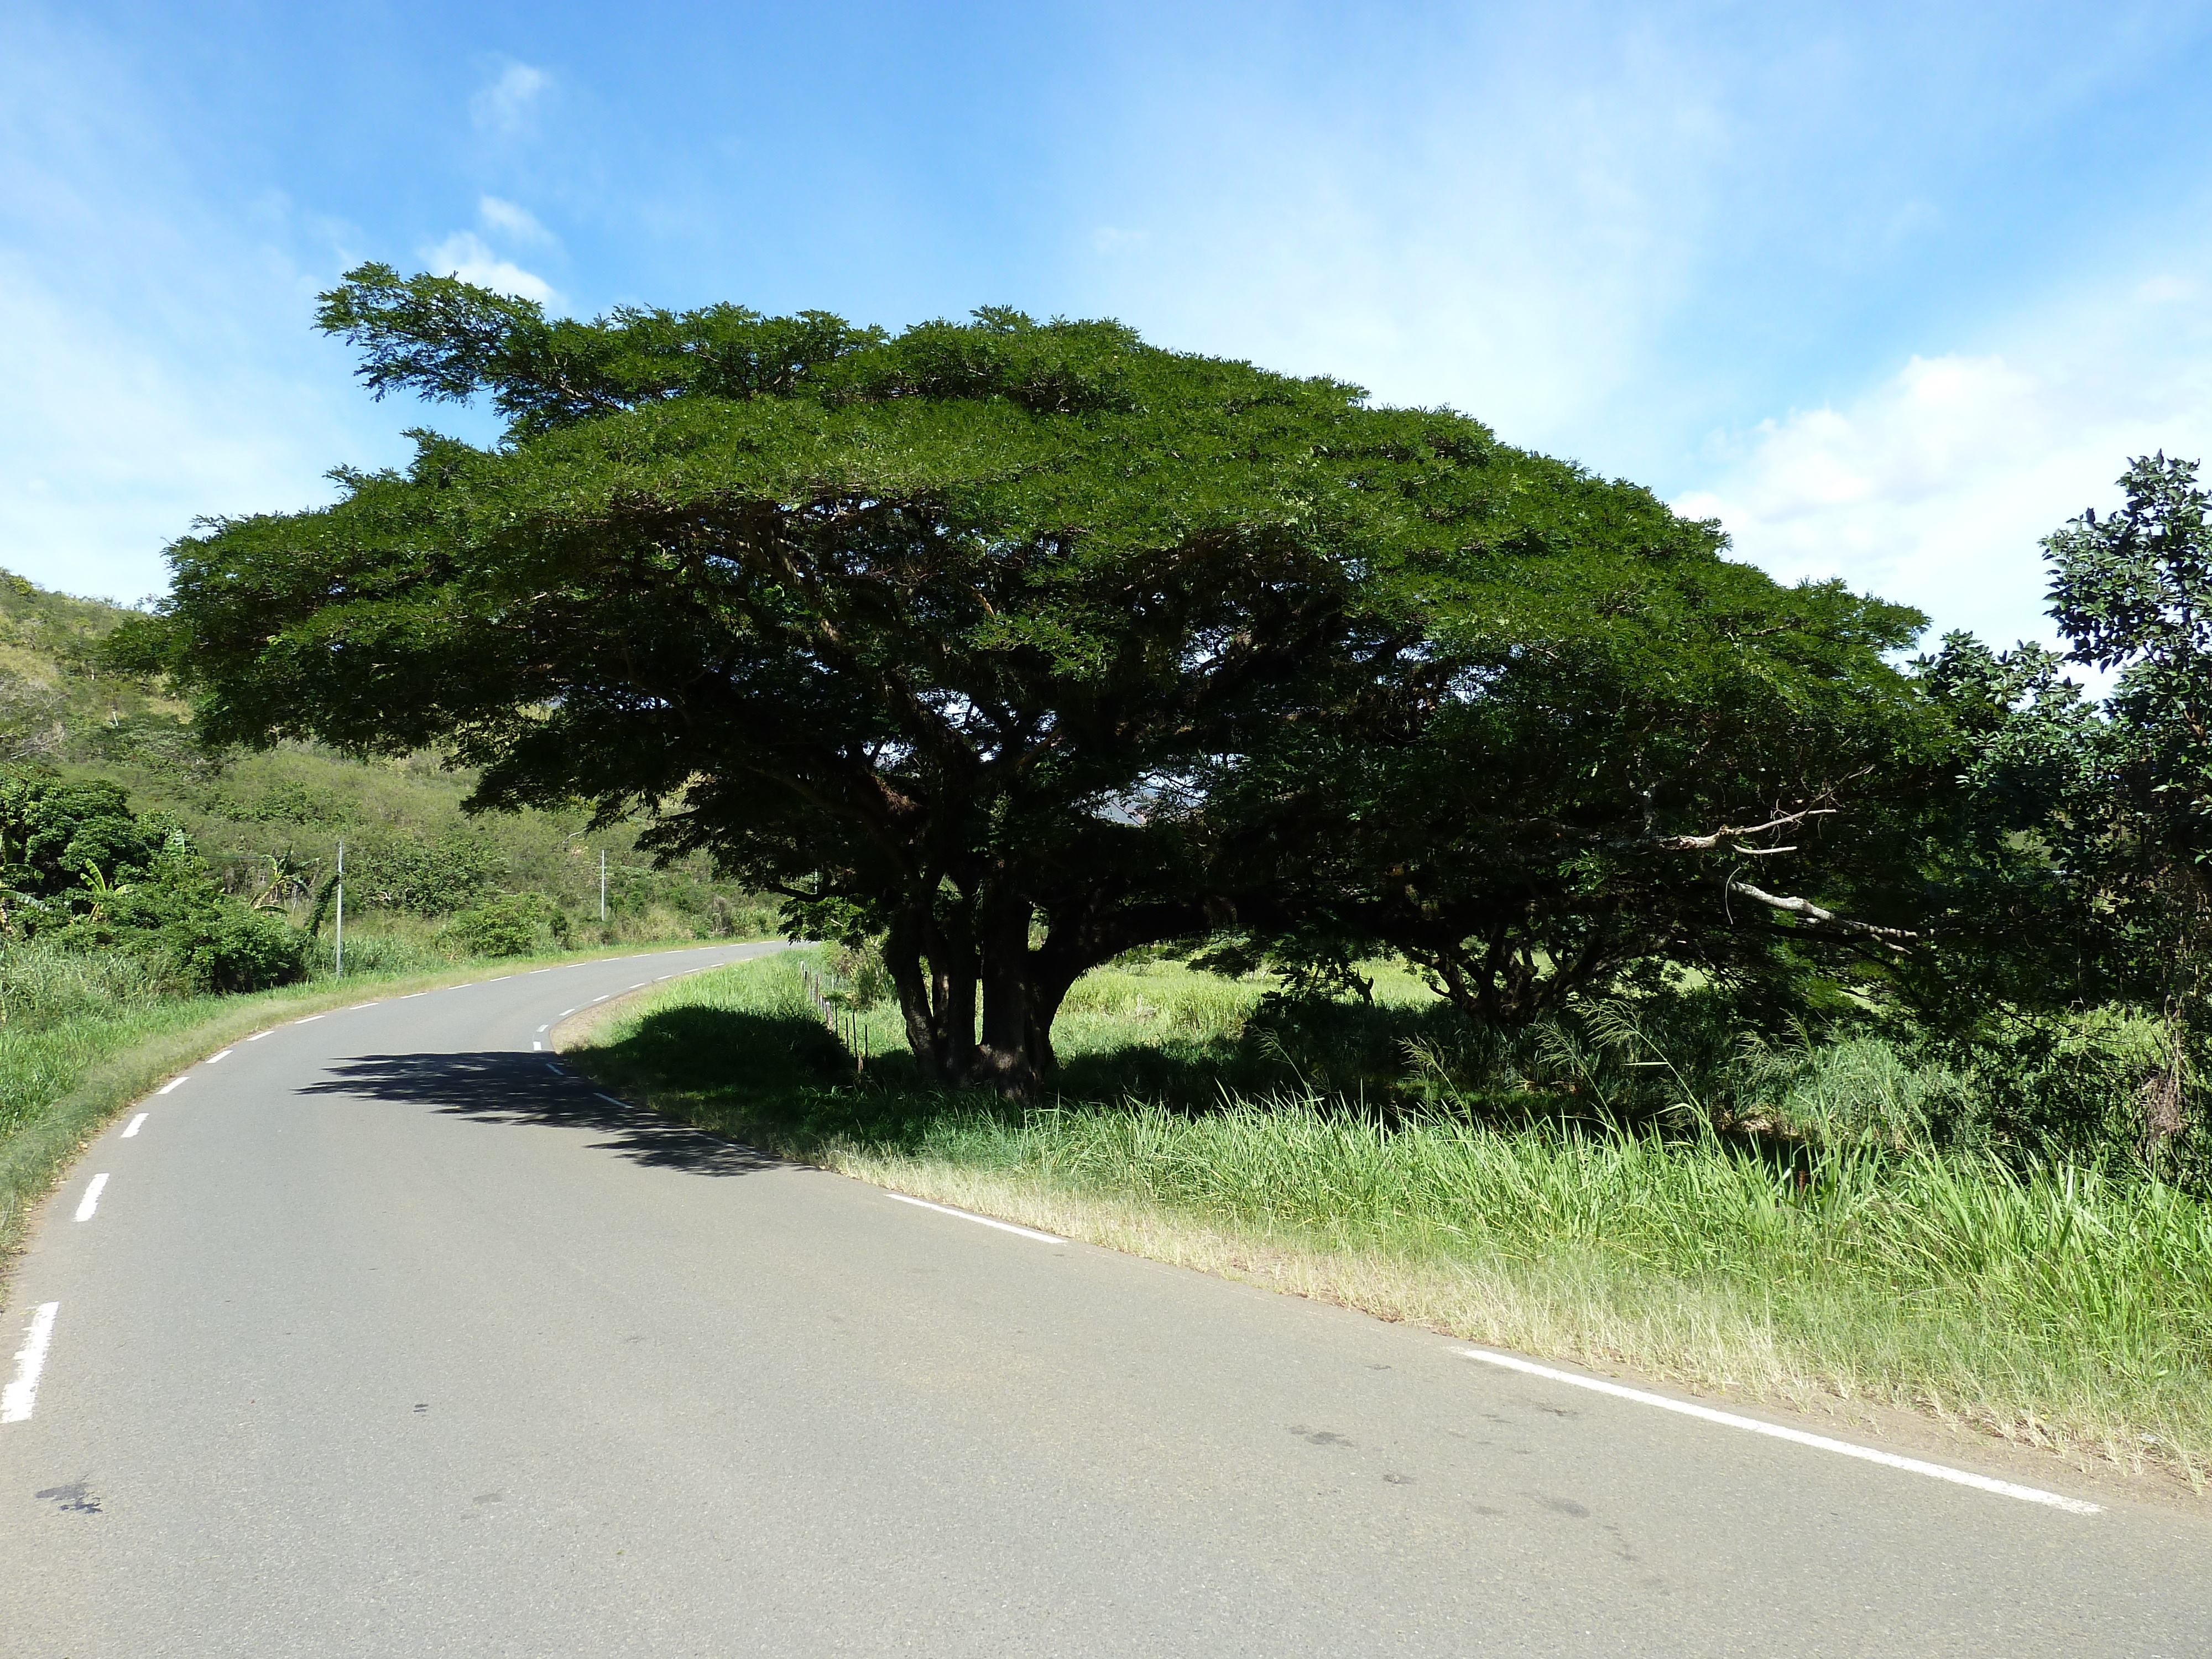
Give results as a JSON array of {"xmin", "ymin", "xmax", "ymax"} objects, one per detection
[{"xmin": 4, "ymin": 942, "xmax": 2208, "ymax": 1656}]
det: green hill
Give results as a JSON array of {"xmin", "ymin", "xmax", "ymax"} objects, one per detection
[{"xmin": 0, "ymin": 567, "xmax": 774, "ymax": 947}]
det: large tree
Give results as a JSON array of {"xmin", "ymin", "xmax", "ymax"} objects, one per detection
[{"xmin": 128, "ymin": 267, "xmax": 1929, "ymax": 1091}]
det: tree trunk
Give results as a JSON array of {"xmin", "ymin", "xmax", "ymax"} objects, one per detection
[
  {"xmin": 884, "ymin": 902, "xmax": 978, "ymax": 1087},
  {"xmin": 881, "ymin": 885, "xmax": 1100, "ymax": 1100}
]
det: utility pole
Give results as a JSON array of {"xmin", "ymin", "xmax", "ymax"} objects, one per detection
[
  {"xmin": 333, "ymin": 838, "xmax": 345, "ymax": 978},
  {"xmin": 599, "ymin": 848, "xmax": 607, "ymax": 922}
]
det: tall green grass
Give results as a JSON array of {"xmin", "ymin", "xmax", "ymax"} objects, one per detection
[{"xmin": 568, "ymin": 948, "xmax": 2212, "ymax": 1478}]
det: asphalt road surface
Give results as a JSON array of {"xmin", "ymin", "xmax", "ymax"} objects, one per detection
[{"xmin": 4, "ymin": 942, "xmax": 2208, "ymax": 1657}]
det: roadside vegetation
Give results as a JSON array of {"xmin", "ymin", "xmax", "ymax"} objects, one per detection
[
  {"xmin": 567, "ymin": 948, "xmax": 2212, "ymax": 1485},
  {"xmin": 25, "ymin": 273, "xmax": 2212, "ymax": 1492},
  {"xmin": 0, "ymin": 566, "xmax": 777, "ymax": 1265}
]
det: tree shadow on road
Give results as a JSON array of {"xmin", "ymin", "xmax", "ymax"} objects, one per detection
[{"xmin": 303, "ymin": 1050, "xmax": 784, "ymax": 1177}]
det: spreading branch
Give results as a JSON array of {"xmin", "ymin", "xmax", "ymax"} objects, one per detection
[
  {"xmin": 1725, "ymin": 880, "xmax": 1919, "ymax": 948},
  {"xmin": 1655, "ymin": 807, "xmax": 1835, "ymax": 852}
]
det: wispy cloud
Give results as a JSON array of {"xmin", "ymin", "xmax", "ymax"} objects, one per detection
[
  {"xmin": 478, "ymin": 195, "xmax": 554, "ymax": 246},
  {"xmin": 1676, "ymin": 265, "xmax": 2212, "ymax": 651},
  {"xmin": 0, "ymin": 18, "xmax": 401, "ymax": 598},
  {"xmin": 420, "ymin": 231, "xmax": 558, "ymax": 305},
  {"xmin": 469, "ymin": 62, "xmax": 549, "ymax": 135}
]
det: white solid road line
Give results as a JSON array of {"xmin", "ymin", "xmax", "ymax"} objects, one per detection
[
  {"xmin": 205, "ymin": 1048, "xmax": 234, "ymax": 1063},
  {"xmin": 883, "ymin": 1191, "xmax": 1066, "ymax": 1245},
  {"xmin": 1457, "ymin": 1348, "xmax": 2101, "ymax": 1515},
  {"xmin": 122, "ymin": 1113, "xmax": 147, "ymax": 1138},
  {"xmin": 1, "ymin": 1302, "xmax": 59, "ymax": 1424},
  {"xmin": 157, "ymin": 1077, "xmax": 187, "ymax": 1095},
  {"xmin": 73, "ymin": 1175, "xmax": 109, "ymax": 1222}
]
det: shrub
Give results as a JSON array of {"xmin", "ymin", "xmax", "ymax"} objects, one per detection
[
  {"xmin": 165, "ymin": 905, "xmax": 309, "ymax": 993},
  {"xmin": 447, "ymin": 891, "xmax": 554, "ymax": 957},
  {"xmin": 828, "ymin": 938, "xmax": 893, "ymax": 1008}
]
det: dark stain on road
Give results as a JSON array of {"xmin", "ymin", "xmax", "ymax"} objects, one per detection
[
  {"xmin": 1289, "ymin": 1425, "xmax": 1355, "ymax": 1447},
  {"xmin": 35, "ymin": 1480, "xmax": 101, "ymax": 1515},
  {"xmin": 1540, "ymin": 1495, "xmax": 1592, "ymax": 1518}
]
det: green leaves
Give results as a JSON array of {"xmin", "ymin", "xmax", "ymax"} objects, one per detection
[{"xmin": 143, "ymin": 268, "xmax": 1939, "ymax": 1090}]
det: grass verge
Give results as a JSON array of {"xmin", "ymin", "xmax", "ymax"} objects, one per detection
[
  {"xmin": 0, "ymin": 939, "xmax": 765, "ymax": 1291},
  {"xmin": 561, "ymin": 949, "xmax": 2212, "ymax": 1492}
]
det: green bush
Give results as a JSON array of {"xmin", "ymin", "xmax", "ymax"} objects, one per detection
[
  {"xmin": 165, "ymin": 905, "xmax": 309, "ymax": 993},
  {"xmin": 447, "ymin": 891, "xmax": 554, "ymax": 957}
]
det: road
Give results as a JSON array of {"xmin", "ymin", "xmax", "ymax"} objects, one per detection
[{"xmin": 3, "ymin": 941, "xmax": 2207, "ymax": 1657}]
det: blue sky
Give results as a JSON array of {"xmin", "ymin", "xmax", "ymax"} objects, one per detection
[{"xmin": 6, "ymin": 1, "xmax": 2212, "ymax": 657}]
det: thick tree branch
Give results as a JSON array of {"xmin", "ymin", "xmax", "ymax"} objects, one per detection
[
  {"xmin": 1655, "ymin": 807, "xmax": 1836, "ymax": 852},
  {"xmin": 1725, "ymin": 880, "xmax": 1919, "ymax": 947}
]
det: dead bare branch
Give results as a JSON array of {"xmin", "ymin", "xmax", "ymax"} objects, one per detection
[
  {"xmin": 1725, "ymin": 880, "xmax": 1919, "ymax": 948},
  {"xmin": 1656, "ymin": 808, "xmax": 1836, "ymax": 852}
]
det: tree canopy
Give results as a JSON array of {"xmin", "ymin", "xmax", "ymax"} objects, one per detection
[{"xmin": 123, "ymin": 267, "xmax": 1933, "ymax": 1094}]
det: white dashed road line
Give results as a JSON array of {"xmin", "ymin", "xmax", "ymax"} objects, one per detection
[
  {"xmin": 122, "ymin": 1114, "xmax": 147, "ymax": 1138},
  {"xmin": 205, "ymin": 1048, "xmax": 234, "ymax": 1064},
  {"xmin": 246, "ymin": 1031, "xmax": 270, "ymax": 1042},
  {"xmin": 1, "ymin": 1302, "xmax": 59, "ymax": 1424},
  {"xmin": 158, "ymin": 1077, "xmax": 187, "ymax": 1096},
  {"xmin": 73, "ymin": 1175, "xmax": 108, "ymax": 1222},
  {"xmin": 1455, "ymin": 1348, "xmax": 2101, "ymax": 1515}
]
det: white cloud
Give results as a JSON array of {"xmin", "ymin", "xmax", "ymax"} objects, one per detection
[
  {"xmin": 1676, "ymin": 272, "xmax": 2212, "ymax": 651},
  {"xmin": 420, "ymin": 231, "xmax": 559, "ymax": 305},
  {"xmin": 469, "ymin": 62, "xmax": 549, "ymax": 134},
  {"xmin": 478, "ymin": 194, "xmax": 554, "ymax": 246}
]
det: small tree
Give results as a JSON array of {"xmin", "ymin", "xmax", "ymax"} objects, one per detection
[{"xmin": 2046, "ymin": 456, "xmax": 2212, "ymax": 1124}]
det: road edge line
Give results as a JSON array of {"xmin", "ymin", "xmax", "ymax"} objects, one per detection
[
  {"xmin": 883, "ymin": 1191, "xmax": 1066, "ymax": 1245},
  {"xmin": 1458, "ymin": 1346, "xmax": 2101, "ymax": 1515}
]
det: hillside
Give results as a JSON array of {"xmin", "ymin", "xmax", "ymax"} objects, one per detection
[{"xmin": 0, "ymin": 568, "xmax": 773, "ymax": 940}]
